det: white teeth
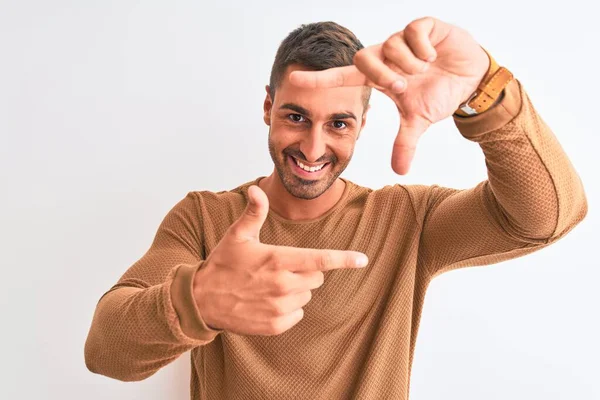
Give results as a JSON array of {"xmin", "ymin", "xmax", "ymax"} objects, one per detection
[{"xmin": 294, "ymin": 158, "xmax": 325, "ymax": 172}]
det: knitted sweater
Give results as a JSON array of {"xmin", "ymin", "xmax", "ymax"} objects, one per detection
[{"xmin": 84, "ymin": 78, "xmax": 588, "ymax": 399}]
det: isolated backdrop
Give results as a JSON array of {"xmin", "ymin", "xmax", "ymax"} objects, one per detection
[{"xmin": 1, "ymin": 1, "xmax": 598, "ymax": 399}]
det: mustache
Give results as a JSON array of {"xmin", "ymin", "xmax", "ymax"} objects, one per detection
[{"xmin": 284, "ymin": 148, "xmax": 336, "ymax": 164}]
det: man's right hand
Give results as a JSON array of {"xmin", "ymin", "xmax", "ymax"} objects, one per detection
[{"xmin": 192, "ymin": 185, "xmax": 369, "ymax": 336}]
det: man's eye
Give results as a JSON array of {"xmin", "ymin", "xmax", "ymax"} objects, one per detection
[
  {"xmin": 288, "ymin": 114, "xmax": 305, "ymax": 123},
  {"xmin": 332, "ymin": 121, "xmax": 347, "ymax": 129}
]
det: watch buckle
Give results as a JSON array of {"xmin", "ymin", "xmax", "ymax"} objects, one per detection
[{"xmin": 459, "ymin": 91, "xmax": 479, "ymax": 116}]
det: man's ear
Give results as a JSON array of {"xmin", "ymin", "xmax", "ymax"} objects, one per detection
[
  {"xmin": 263, "ymin": 85, "xmax": 272, "ymax": 126},
  {"xmin": 357, "ymin": 104, "xmax": 371, "ymax": 140}
]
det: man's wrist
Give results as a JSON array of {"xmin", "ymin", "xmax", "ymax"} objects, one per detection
[
  {"xmin": 456, "ymin": 89, "xmax": 505, "ymax": 118},
  {"xmin": 454, "ymin": 48, "xmax": 513, "ymax": 118}
]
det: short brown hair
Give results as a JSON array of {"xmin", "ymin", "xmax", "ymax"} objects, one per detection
[{"xmin": 268, "ymin": 21, "xmax": 371, "ymax": 111}]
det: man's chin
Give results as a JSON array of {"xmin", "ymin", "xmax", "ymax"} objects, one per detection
[
  {"xmin": 286, "ymin": 187, "xmax": 324, "ymax": 200},
  {"xmin": 282, "ymin": 172, "xmax": 335, "ymax": 200},
  {"xmin": 273, "ymin": 156, "xmax": 342, "ymax": 200}
]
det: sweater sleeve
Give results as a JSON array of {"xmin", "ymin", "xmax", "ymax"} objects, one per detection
[
  {"xmin": 84, "ymin": 192, "xmax": 223, "ymax": 382},
  {"xmin": 417, "ymin": 78, "xmax": 588, "ymax": 279}
]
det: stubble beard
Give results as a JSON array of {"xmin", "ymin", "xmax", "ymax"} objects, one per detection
[{"xmin": 267, "ymin": 130, "xmax": 350, "ymax": 200}]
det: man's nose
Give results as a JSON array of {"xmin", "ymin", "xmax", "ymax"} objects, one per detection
[{"xmin": 299, "ymin": 128, "xmax": 327, "ymax": 163}]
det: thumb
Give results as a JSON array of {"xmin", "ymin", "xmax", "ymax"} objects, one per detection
[
  {"xmin": 391, "ymin": 115, "xmax": 430, "ymax": 175},
  {"xmin": 229, "ymin": 185, "xmax": 269, "ymax": 241}
]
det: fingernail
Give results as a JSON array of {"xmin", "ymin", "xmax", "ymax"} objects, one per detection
[
  {"xmin": 391, "ymin": 79, "xmax": 406, "ymax": 93},
  {"xmin": 356, "ymin": 254, "xmax": 368, "ymax": 268},
  {"xmin": 427, "ymin": 54, "xmax": 436, "ymax": 63}
]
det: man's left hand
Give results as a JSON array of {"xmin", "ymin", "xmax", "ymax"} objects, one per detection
[{"xmin": 289, "ymin": 17, "xmax": 490, "ymax": 175}]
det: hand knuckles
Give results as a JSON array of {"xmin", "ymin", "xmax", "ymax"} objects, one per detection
[
  {"xmin": 407, "ymin": 17, "xmax": 434, "ymax": 35},
  {"xmin": 244, "ymin": 202, "xmax": 262, "ymax": 218},
  {"xmin": 329, "ymin": 71, "xmax": 343, "ymax": 87},
  {"xmin": 353, "ymin": 49, "xmax": 367, "ymax": 66},
  {"xmin": 268, "ymin": 252, "xmax": 284, "ymax": 270},
  {"xmin": 227, "ymin": 225, "xmax": 252, "ymax": 244},
  {"xmin": 270, "ymin": 298, "xmax": 288, "ymax": 316},
  {"xmin": 304, "ymin": 290, "xmax": 313, "ymax": 304},
  {"xmin": 420, "ymin": 16, "xmax": 436, "ymax": 25},
  {"xmin": 318, "ymin": 252, "xmax": 334, "ymax": 271},
  {"xmin": 376, "ymin": 70, "xmax": 393, "ymax": 86},
  {"xmin": 407, "ymin": 61, "xmax": 425, "ymax": 75},
  {"xmin": 387, "ymin": 57, "xmax": 420, "ymax": 75},
  {"xmin": 404, "ymin": 22, "xmax": 421, "ymax": 38},
  {"xmin": 316, "ymin": 272, "xmax": 325, "ymax": 287},
  {"xmin": 382, "ymin": 38, "xmax": 397, "ymax": 54},
  {"xmin": 226, "ymin": 224, "xmax": 241, "ymax": 238},
  {"xmin": 267, "ymin": 318, "xmax": 288, "ymax": 335},
  {"xmin": 297, "ymin": 308, "xmax": 305, "ymax": 322},
  {"xmin": 272, "ymin": 273, "xmax": 290, "ymax": 294}
]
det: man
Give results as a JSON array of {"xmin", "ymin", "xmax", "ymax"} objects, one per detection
[{"xmin": 85, "ymin": 17, "xmax": 587, "ymax": 399}]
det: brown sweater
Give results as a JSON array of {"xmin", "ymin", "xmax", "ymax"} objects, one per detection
[{"xmin": 85, "ymin": 78, "xmax": 587, "ymax": 399}]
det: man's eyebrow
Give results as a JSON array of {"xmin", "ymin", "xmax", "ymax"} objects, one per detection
[
  {"xmin": 279, "ymin": 103, "xmax": 357, "ymax": 121},
  {"xmin": 330, "ymin": 112, "xmax": 357, "ymax": 121},
  {"xmin": 280, "ymin": 103, "xmax": 311, "ymax": 117}
]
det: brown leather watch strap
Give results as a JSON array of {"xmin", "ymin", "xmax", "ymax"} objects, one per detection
[{"xmin": 454, "ymin": 48, "xmax": 514, "ymax": 117}]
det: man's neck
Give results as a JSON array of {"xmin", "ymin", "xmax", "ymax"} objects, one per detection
[{"xmin": 257, "ymin": 172, "xmax": 346, "ymax": 221}]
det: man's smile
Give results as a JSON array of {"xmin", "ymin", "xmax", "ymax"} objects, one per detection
[{"xmin": 288, "ymin": 155, "xmax": 331, "ymax": 179}]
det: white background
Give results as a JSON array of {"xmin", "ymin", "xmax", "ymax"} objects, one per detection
[{"xmin": 1, "ymin": 0, "xmax": 598, "ymax": 399}]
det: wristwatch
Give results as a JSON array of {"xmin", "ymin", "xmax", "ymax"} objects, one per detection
[{"xmin": 454, "ymin": 48, "xmax": 514, "ymax": 117}]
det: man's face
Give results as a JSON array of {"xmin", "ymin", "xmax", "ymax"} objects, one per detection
[{"xmin": 263, "ymin": 64, "xmax": 368, "ymax": 200}]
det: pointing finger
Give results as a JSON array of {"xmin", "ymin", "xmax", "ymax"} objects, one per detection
[{"xmin": 268, "ymin": 245, "xmax": 369, "ymax": 272}]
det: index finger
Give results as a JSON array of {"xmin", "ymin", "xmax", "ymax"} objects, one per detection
[
  {"xmin": 288, "ymin": 65, "xmax": 368, "ymax": 89},
  {"xmin": 268, "ymin": 245, "xmax": 369, "ymax": 272}
]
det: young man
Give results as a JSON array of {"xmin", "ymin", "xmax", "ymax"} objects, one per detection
[{"xmin": 85, "ymin": 17, "xmax": 587, "ymax": 399}]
